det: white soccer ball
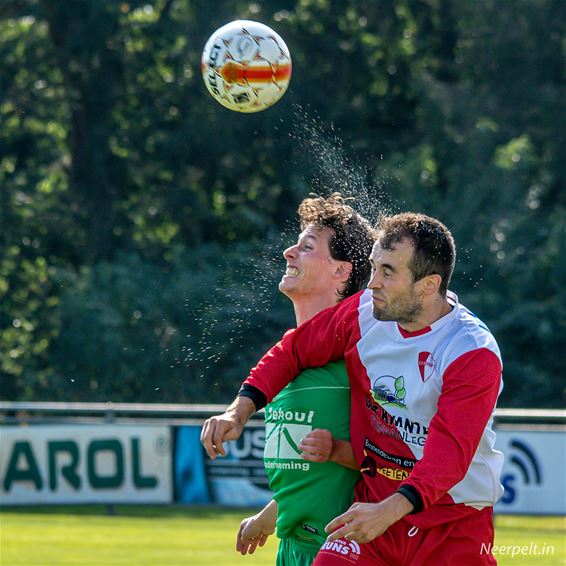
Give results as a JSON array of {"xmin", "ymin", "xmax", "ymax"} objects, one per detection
[{"xmin": 201, "ymin": 20, "xmax": 292, "ymax": 113}]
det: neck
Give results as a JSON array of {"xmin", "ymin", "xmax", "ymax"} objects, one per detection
[
  {"xmin": 292, "ymin": 293, "xmax": 340, "ymax": 326},
  {"xmin": 399, "ymin": 295, "xmax": 453, "ymax": 333}
]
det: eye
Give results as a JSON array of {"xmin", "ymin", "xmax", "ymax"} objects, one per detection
[
  {"xmin": 302, "ymin": 243, "xmax": 313, "ymax": 251},
  {"xmin": 383, "ymin": 268, "xmax": 392, "ymax": 277}
]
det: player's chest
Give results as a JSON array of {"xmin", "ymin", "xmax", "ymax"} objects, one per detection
[{"xmin": 354, "ymin": 332, "xmax": 443, "ymax": 423}]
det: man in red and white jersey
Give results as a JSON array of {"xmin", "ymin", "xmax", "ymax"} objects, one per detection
[{"xmin": 202, "ymin": 212, "xmax": 504, "ymax": 565}]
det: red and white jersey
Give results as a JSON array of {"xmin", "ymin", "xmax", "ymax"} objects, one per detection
[{"xmin": 245, "ymin": 289, "xmax": 504, "ymax": 528}]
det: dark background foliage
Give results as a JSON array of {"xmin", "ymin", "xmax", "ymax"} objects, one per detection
[{"xmin": 1, "ymin": 0, "xmax": 564, "ymax": 407}]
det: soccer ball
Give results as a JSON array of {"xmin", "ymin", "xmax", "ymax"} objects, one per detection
[{"xmin": 201, "ymin": 20, "xmax": 292, "ymax": 113}]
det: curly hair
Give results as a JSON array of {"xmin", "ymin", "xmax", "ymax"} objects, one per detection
[{"xmin": 298, "ymin": 193, "xmax": 376, "ymax": 300}]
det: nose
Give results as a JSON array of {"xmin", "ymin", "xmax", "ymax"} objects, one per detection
[
  {"xmin": 368, "ymin": 269, "xmax": 383, "ymax": 289},
  {"xmin": 283, "ymin": 244, "xmax": 298, "ymax": 260}
]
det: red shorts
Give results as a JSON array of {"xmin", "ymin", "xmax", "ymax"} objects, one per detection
[{"xmin": 312, "ymin": 506, "xmax": 496, "ymax": 566}]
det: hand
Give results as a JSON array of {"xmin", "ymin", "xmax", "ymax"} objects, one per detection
[
  {"xmin": 236, "ymin": 512, "xmax": 276, "ymax": 555},
  {"xmin": 325, "ymin": 494, "xmax": 414, "ymax": 544},
  {"xmin": 200, "ymin": 397, "xmax": 256, "ymax": 459},
  {"xmin": 299, "ymin": 428, "xmax": 334, "ymax": 462},
  {"xmin": 200, "ymin": 412, "xmax": 243, "ymax": 459}
]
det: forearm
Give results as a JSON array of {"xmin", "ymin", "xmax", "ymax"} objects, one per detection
[
  {"xmin": 382, "ymin": 492, "xmax": 415, "ymax": 521},
  {"xmin": 226, "ymin": 394, "xmax": 257, "ymax": 424},
  {"xmin": 255, "ymin": 499, "xmax": 278, "ymax": 530},
  {"xmin": 329, "ymin": 439, "xmax": 358, "ymax": 470}
]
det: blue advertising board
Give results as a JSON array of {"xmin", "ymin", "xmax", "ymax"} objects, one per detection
[{"xmin": 175, "ymin": 425, "xmax": 272, "ymax": 506}]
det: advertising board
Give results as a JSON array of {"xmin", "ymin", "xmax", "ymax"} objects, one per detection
[
  {"xmin": 494, "ymin": 429, "xmax": 565, "ymax": 515},
  {"xmin": 0, "ymin": 424, "xmax": 172, "ymax": 505}
]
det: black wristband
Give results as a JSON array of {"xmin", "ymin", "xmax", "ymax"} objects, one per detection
[
  {"xmin": 238, "ymin": 384, "xmax": 267, "ymax": 411},
  {"xmin": 396, "ymin": 485, "xmax": 424, "ymax": 514}
]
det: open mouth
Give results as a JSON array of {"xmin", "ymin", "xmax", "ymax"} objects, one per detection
[{"xmin": 284, "ymin": 266, "xmax": 300, "ymax": 277}]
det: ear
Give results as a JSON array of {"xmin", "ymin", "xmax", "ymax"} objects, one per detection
[
  {"xmin": 333, "ymin": 261, "xmax": 353, "ymax": 283},
  {"xmin": 418, "ymin": 274, "xmax": 442, "ymax": 297}
]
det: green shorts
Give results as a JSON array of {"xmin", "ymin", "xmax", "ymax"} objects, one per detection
[{"xmin": 276, "ymin": 536, "xmax": 320, "ymax": 566}]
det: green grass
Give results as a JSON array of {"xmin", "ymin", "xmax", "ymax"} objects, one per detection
[
  {"xmin": 0, "ymin": 506, "xmax": 564, "ymax": 566},
  {"xmin": 492, "ymin": 515, "xmax": 565, "ymax": 565}
]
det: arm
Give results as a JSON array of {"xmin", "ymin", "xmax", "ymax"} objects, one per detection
[
  {"xmin": 200, "ymin": 396, "xmax": 256, "ymax": 459},
  {"xmin": 325, "ymin": 348, "xmax": 501, "ymax": 545},
  {"xmin": 400, "ymin": 348, "xmax": 502, "ymax": 509},
  {"xmin": 244, "ymin": 292, "xmax": 361, "ymax": 406},
  {"xmin": 201, "ymin": 293, "xmax": 360, "ymax": 459},
  {"xmin": 236, "ymin": 499, "xmax": 277, "ymax": 555},
  {"xmin": 329, "ymin": 439, "xmax": 358, "ymax": 470},
  {"xmin": 299, "ymin": 429, "xmax": 358, "ymax": 470}
]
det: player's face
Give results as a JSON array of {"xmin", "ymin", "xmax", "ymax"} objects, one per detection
[
  {"xmin": 368, "ymin": 238, "xmax": 423, "ymax": 324},
  {"xmin": 279, "ymin": 226, "xmax": 336, "ymax": 299}
]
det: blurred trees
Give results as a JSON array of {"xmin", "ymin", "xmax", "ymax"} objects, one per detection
[{"xmin": 0, "ymin": 0, "xmax": 564, "ymax": 406}]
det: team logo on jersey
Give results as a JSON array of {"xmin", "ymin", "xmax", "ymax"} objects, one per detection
[
  {"xmin": 320, "ymin": 538, "xmax": 361, "ymax": 562},
  {"xmin": 371, "ymin": 375, "xmax": 406, "ymax": 408},
  {"xmin": 418, "ymin": 351, "xmax": 435, "ymax": 382},
  {"xmin": 264, "ymin": 422, "xmax": 311, "ymax": 460}
]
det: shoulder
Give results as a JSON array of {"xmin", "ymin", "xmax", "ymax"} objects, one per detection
[
  {"xmin": 299, "ymin": 290, "xmax": 366, "ymax": 336},
  {"xmin": 455, "ymin": 302, "xmax": 500, "ymax": 354},
  {"xmin": 332, "ymin": 290, "xmax": 366, "ymax": 322},
  {"xmin": 441, "ymin": 295, "xmax": 501, "ymax": 367},
  {"xmin": 332, "ymin": 290, "xmax": 366, "ymax": 316},
  {"xmin": 334, "ymin": 289, "xmax": 370, "ymax": 327}
]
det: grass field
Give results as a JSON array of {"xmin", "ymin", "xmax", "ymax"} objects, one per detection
[{"xmin": 0, "ymin": 506, "xmax": 564, "ymax": 566}]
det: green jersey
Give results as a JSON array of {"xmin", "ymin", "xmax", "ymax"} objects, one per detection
[{"xmin": 264, "ymin": 361, "xmax": 360, "ymax": 553}]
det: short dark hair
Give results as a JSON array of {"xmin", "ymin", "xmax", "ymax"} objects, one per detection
[
  {"xmin": 298, "ymin": 193, "xmax": 376, "ymax": 300},
  {"xmin": 376, "ymin": 212, "xmax": 456, "ymax": 297}
]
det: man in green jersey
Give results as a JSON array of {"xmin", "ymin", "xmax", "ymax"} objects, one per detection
[{"xmin": 232, "ymin": 193, "xmax": 376, "ymax": 565}]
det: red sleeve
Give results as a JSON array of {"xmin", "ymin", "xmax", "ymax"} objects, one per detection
[
  {"xmin": 401, "ymin": 348, "xmax": 502, "ymax": 509},
  {"xmin": 244, "ymin": 292, "xmax": 362, "ymax": 402}
]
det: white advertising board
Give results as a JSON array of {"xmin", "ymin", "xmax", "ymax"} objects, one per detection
[
  {"xmin": 494, "ymin": 429, "xmax": 565, "ymax": 515},
  {"xmin": 0, "ymin": 424, "xmax": 172, "ymax": 505}
]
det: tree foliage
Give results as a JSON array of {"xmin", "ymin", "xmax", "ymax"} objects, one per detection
[{"xmin": 1, "ymin": 0, "xmax": 564, "ymax": 406}]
